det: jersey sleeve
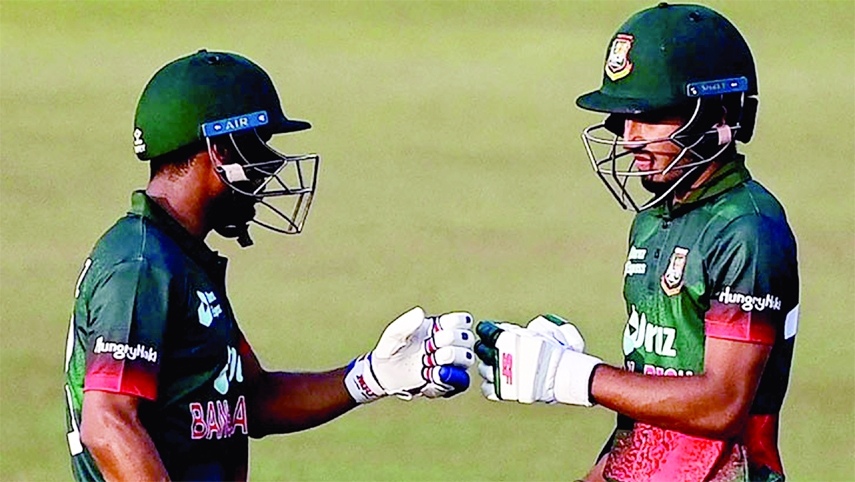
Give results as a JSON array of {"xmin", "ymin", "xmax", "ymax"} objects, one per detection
[
  {"xmin": 83, "ymin": 259, "xmax": 172, "ymax": 400},
  {"xmin": 704, "ymin": 214, "xmax": 798, "ymax": 345}
]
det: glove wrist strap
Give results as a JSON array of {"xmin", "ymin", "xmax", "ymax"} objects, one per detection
[
  {"xmin": 344, "ymin": 354, "xmax": 386, "ymax": 404},
  {"xmin": 553, "ymin": 350, "xmax": 602, "ymax": 407}
]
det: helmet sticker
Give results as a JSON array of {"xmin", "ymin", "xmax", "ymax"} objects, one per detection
[
  {"xmin": 606, "ymin": 33, "xmax": 634, "ymax": 81},
  {"xmin": 202, "ymin": 111, "xmax": 269, "ymax": 138},
  {"xmin": 133, "ymin": 128, "xmax": 146, "ymax": 155},
  {"xmin": 686, "ymin": 76, "xmax": 749, "ymax": 97}
]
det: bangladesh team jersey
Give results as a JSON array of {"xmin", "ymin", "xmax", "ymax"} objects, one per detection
[
  {"xmin": 64, "ymin": 191, "xmax": 253, "ymax": 481},
  {"xmin": 601, "ymin": 156, "xmax": 799, "ymax": 482}
]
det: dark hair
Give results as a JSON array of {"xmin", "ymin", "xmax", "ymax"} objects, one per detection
[{"xmin": 149, "ymin": 141, "xmax": 205, "ymax": 180}]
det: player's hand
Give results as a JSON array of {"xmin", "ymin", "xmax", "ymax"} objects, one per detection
[
  {"xmin": 344, "ymin": 307, "xmax": 475, "ymax": 404},
  {"xmin": 474, "ymin": 317, "xmax": 602, "ymax": 406}
]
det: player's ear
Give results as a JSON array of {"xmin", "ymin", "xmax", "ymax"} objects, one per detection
[{"xmin": 207, "ymin": 140, "xmax": 228, "ymax": 167}]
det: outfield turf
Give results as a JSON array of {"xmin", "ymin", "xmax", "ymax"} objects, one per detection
[{"xmin": 1, "ymin": 1, "xmax": 853, "ymax": 480}]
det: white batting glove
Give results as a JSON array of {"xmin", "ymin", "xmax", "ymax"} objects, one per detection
[
  {"xmin": 345, "ymin": 307, "xmax": 475, "ymax": 404},
  {"xmin": 475, "ymin": 318, "xmax": 602, "ymax": 406},
  {"xmin": 526, "ymin": 314, "xmax": 585, "ymax": 352}
]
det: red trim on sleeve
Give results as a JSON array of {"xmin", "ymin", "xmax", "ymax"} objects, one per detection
[
  {"xmin": 84, "ymin": 358, "xmax": 158, "ymax": 400},
  {"xmin": 705, "ymin": 302, "xmax": 776, "ymax": 345},
  {"xmin": 237, "ymin": 331, "xmax": 253, "ymax": 358}
]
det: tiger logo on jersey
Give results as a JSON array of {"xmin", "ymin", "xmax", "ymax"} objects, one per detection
[{"xmin": 661, "ymin": 247, "xmax": 689, "ymax": 296}]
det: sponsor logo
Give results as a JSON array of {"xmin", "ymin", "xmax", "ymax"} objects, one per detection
[
  {"xmin": 606, "ymin": 33, "xmax": 634, "ymax": 81},
  {"xmin": 626, "ymin": 360, "xmax": 694, "ymax": 377},
  {"xmin": 661, "ymin": 247, "xmax": 689, "ymax": 296},
  {"xmin": 133, "ymin": 128, "xmax": 146, "ymax": 154},
  {"xmin": 501, "ymin": 353, "xmax": 513, "ymax": 385},
  {"xmin": 189, "ymin": 395, "xmax": 248, "ymax": 440},
  {"xmin": 214, "ymin": 346, "xmax": 244, "ymax": 395},
  {"xmin": 624, "ymin": 245, "xmax": 647, "ymax": 277},
  {"xmin": 93, "ymin": 336, "xmax": 158, "ymax": 363},
  {"xmin": 197, "ymin": 290, "xmax": 222, "ymax": 327},
  {"xmin": 201, "ymin": 111, "xmax": 268, "ymax": 138},
  {"xmin": 717, "ymin": 286, "xmax": 782, "ymax": 312},
  {"xmin": 622, "ymin": 306, "xmax": 677, "ymax": 357},
  {"xmin": 356, "ymin": 374, "xmax": 378, "ymax": 398}
]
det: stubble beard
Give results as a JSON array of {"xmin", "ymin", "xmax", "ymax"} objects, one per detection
[
  {"xmin": 641, "ymin": 176, "xmax": 670, "ymax": 196},
  {"xmin": 210, "ymin": 190, "xmax": 257, "ymax": 239}
]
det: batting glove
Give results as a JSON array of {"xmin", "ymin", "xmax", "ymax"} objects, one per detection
[
  {"xmin": 345, "ymin": 307, "xmax": 475, "ymax": 404},
  {"xmin": 525, "ymin": 314, "xmax": 586, "ymax": 352},
  {"xmin": 474, "ymin": 316, "xmax": 602, "ymax": 406}
]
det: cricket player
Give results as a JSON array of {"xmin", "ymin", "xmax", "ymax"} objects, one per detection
[
  {"xmin": 475, "ymin": 4, "xmax": 799, "ymax": 481},
  {"xmin": 62, "ymin": 50, "xmax": 475, "ymax": 481}
]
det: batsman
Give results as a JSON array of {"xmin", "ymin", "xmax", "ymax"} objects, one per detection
[
  {"xmin": 476, "ymin": 4, "xmax": 799, "ymax": 481},
  {"xmin": 63, "ymin": 50, "xmax": 475, "ymax": 481}
]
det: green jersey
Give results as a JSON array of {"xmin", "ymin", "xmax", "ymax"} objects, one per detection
[
  {"xmin": 602, "ymin": 156, "xmax": 799, "ymax": 482},
  {"xmin": 64, "ymin": 191, "xmax": 252, "ymax": 481}
]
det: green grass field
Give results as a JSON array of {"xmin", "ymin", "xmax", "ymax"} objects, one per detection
[{"xmin": 1, "ymin": 1, "xmax": 853, "ymax": 480}]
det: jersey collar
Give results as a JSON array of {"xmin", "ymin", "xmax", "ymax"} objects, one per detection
[
  {"xmin": 654, "ymin": 153, "xmax": 752, "ymax": 218},
  {"xmin": 129, "ymin": 191, "xmax": 227, "ymax": 276}
]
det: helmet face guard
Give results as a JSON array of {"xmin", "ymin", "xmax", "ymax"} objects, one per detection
[
  {"xmin": 581, "ymin": 94, "xmax": 744, "ymax": 212},
  {"xmin": 203, "ymin": 111, "xmax": 319, "ymax": 246}
]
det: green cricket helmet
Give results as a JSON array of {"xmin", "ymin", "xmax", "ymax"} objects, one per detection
[
  {"xmin": 134, "ymin": 50, "xmax": 319, "ymax": 245},
  {"xmin": 576, "ymin": 3, "xmax": 758, "ymax": 211}
]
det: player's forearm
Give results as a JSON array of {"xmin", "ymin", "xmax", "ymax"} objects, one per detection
[
  {"xmin": 247, "ymin": 366, "xmax": 357, "ymax": 437},
  {"xmin": 80, "ymin": 408, "xmax": 170, "ymax": 481},
  {"xmin": 589, "ymin": 364, "xmax": 750, "ymax": 439}
]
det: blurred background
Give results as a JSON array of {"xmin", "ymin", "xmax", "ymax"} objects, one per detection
[{"xmin": 1, "ymin": 1, "xmax": 852, "ymax": 480}]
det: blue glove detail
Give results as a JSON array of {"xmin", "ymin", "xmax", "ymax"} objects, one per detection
[{"xmin": 437, "ymin": 365, "xmax": 470, "ymax": 397}]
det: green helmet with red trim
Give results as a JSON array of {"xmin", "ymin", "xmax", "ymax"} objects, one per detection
[{"xmin": 576, "ymin": 3, "xmax": 759, "ymax": 211}]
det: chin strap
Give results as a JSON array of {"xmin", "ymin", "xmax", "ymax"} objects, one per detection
[
  {"xmin": 211, "ymin": 188, "xmax": 256, "ymax": 248},
  {"xmin": 214, "ymin": 223, "xmax": 254, "ymax": 247}
]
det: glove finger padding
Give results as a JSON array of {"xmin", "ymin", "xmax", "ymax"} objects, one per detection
[
  {"xmin": 477, "ymin": 360, "xmax": 499, "ymax": 401},
  {"xmin": 429, "ymin": 312, "xmax": 473, "ymax": 331},
  {"xmin": 429, "ymin": 329, "xmax": 475, "ymax": 351},
  {"xmin": 481, "ymin": 385, "xmax": 499, "ymax": 401},
  {"xmin": 421, "ymin": 365, "xmax": 470, "ymax": 398},
  {"xmin": 475, "ymin": 321, "xmax": 504, "ymax": 347},
  {"xmin": 425, "ymin": 346, "xmax": 474, "ymax": 367},
  {"xmin": 420, "ymin": 313, "xmax": 475, "ymax": 399},
  {"xmin": 477, "ymin": 361, "xmax": 494, "ymax": 383},
  {"xmin": 474, "ymin": 340, "xmax": 496, "ymax": 365}
]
